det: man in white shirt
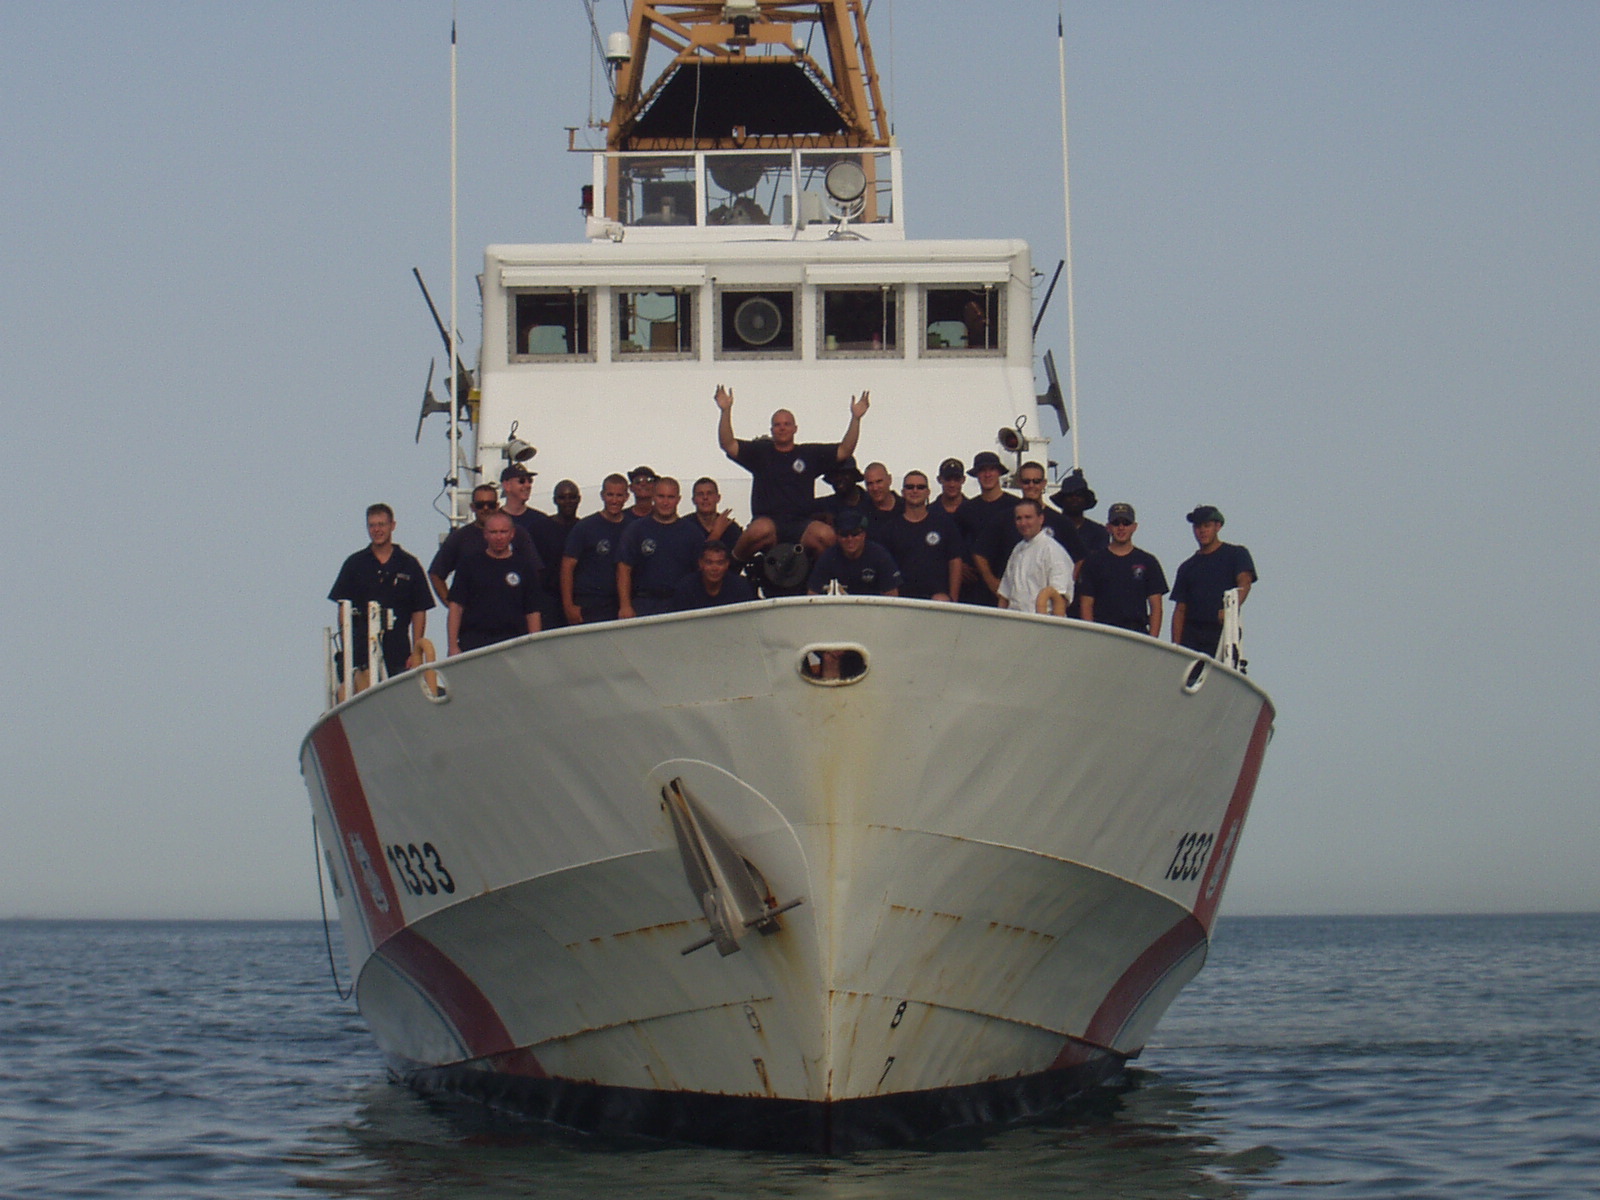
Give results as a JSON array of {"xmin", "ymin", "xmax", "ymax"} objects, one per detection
[{"xmin": 997, "ymin": 499, "xmax": 1074, "ymax": 614}]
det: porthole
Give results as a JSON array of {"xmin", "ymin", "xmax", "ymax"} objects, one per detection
[
  {"xmin": 1181, "ymin": 659, "xmax": 1208, "ymax": 694},
  {"xmin": 798, "ymin": 643, "xmax": 870, "ymax": 686}
]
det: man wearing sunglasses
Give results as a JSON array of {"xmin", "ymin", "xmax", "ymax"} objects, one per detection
[
  {"xmin": 428, "ymin": 484, "xmax": 537, "ymax": 604},
  {"xmin": 881, "ymin": 470, "xmax": 963, "ymax": 601},
  {"xmin": 1076, "ymin": 503, "xmax": 1168, "ymax": 638}
]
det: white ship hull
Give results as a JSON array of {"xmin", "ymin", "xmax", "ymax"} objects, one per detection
[{"xmin": 302, "ymin": 598, "xmax": 1273, "ymax": 1149}]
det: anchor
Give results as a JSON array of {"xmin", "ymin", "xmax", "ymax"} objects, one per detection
[{"xmin": 661, "ymin": 777, "xmax": 803, "ymax": 957}]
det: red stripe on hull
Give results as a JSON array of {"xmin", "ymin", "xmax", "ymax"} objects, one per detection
[
  {"xmin": 1192, "ymin": 699, "xmax": 1274, "ymax": 932},
  {"xmin": 310, "ymin": 717, "xmax": 405, "ymax": 945},
  {"xmin": 1048, "ymin": 915, "xmax": 1206, "ymax": 1068},
  {"xmin": 376, "ymin": 927, "xmax": 548, "ymax": 1077}
]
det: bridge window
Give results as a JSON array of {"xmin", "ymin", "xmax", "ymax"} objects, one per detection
[
  {"xmin": 718, "ymin": 288, "xmax": 798, "ymax": 357},
  {"xmin": 706, "ymin": 154, "xmax": 791, "ymax": 228},
  {"xmin": 923, "ymin": 285, "xmax": 1002, "ymax": 354},
  {"xmin": 511, "ymin": 289, "xmax": 593, "ymax": 361},
  {"xmin": 617, "ymin": 289, "xmax": 695, "ymax": 357},
  {"xmin": 619, "ymin": 156, "xmax": 697, "ymax": 226},
  {"xmin": 820, "ymin": 287, "xmax": 899, "ymax": 356}
]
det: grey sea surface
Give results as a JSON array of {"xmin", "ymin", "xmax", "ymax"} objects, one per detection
[{"xmin": 1, "ymin": 914, "xmax": 1596, "ymax": 1199}]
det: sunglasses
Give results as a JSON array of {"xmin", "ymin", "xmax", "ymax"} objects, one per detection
[
  {"xmin": 472, "ymin": 500, "xmax": 498, "ymax": 510},
  {"xmin": 1108, "ymin": 518, "xmax": 1133, "ymax": 527}
]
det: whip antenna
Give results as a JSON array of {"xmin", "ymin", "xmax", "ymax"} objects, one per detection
[
  {"xmin": 448, "ymin": 14, "xmax": 462, "ymax": 524},
  {"xmin": 1057, "ymin": 10, "xmax": 1082, "ymax": 468}
]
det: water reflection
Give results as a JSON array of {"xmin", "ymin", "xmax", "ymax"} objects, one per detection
[{"xmin": 290, "ymin": 1071, "xmax": 1280, "ymax": 1199}]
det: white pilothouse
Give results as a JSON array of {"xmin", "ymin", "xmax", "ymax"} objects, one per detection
[{"xmin": 302, "ymin": 1, "xmax": 1273, "ymax": 1150}]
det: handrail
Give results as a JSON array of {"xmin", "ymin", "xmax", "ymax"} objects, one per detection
[{"xmin": 1217, "ymin": 588, "xmax": 1245, "ymax": 673}]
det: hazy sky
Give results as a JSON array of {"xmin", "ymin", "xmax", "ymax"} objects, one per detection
[{"xmin": 2, "ymin": 2, "xmax": 1596, "ymax": 919}]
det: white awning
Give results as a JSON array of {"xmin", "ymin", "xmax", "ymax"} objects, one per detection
[
  {"xmin": 803, "ymin": 262, "xmax": 1012, "ymax": 285},
  {"xmin": 499, "ymin": 265, "xmax": 709, "ymax": 288}
]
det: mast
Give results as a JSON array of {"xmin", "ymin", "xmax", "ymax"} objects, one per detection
[{"xmin": 606, "ymin": 1, "xmax": 890, "ymax": 153}]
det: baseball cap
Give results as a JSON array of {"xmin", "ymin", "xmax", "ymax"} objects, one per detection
[
  {"xmin": 938, "ymin": 457, "xmax": 965, "ymax": 480},
  {"xmin": 1186, "ymin": 505, "xmax": 1225, "ymax": 525},
  {"xmin": 501, "ymin": 463, "xmax": 535, "ymax": 481},
  {"xmin": 1107, "ymin": 502, "xmax": 1136, "ymax": 524},
  {"xmin": 833, "ymin": 509, "xmax": 868, "ymax": 535}
]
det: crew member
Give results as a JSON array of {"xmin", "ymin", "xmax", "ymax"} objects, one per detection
[
  {"xmin": 861, "ymin": 461, "xmax": 903, "ymax": 535},
  {"xmin": 1170, "ymin": 505, "xmax": 1256, "ymax": 657},
  {"xmin": 617, "ymin": 477, "xmax": 708, "ymax": 617},
  {"xmin": 428, "ymin": 484, "xmax": 536, "ymax": 603},
  {"xmin": 963, "ymin": 451, "xmax": 1021, "ymax": 604},
  {"xmin": 625, "ymin": 466, "xmax": 657, "ymax": 523},
  {"xmin": 500, "ymin": 462, "xmax": 566, "ymax": 629},
  {"xmin": 551, "ymin": 480, "xmax": 582, "ymax": 529},
  {"xmin": 327, "ymin": 503, "xmax": 434, "ymax": 683},
  {"xmin": 881, "ymin": 471, "xmax": 963, "ymax": 600},
  {"xmin": 807, "ymin": 510, "xmax": 901, "ymax": 595},
  {"xmin": 716, "ymin": 384, "xmax": 870, "ymax": 558},
  {"xmin": 688, "ymin": 477, "xmax": 742, "ymax": 549},
  {"xmin": 670, "ymin": 541, "xmax": 756, "ymax": 611},
  {"xmin": 446, "ymin": 512, "xmax": 543, "ymax": 654},
  {"xmin": 560, "ymin": 474, "xmax": 630, "ymax": 624},
  {"xmin": 1077, "ymin": 503, "xmax": 1168, "ymax": 637}
]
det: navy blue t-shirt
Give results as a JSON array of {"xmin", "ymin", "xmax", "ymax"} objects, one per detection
[
  {"xmin": 732, "ymin": 439, "xmax": 840, "ymax": 523},
  {"xmin": 428, "ymin": 521, "xmax": 536, "ymax": 583},
  {"xmin": 619, "ymin": 517, "xmax": 709, "ymax": 596},
  {"xmin": 807, "ymin": 542, "xmax": 902, "ymax": 595},
  {"xmin": 328, "ymin": 543, "xmax": 435, "ymax": 672},
  {"xmin": 563, "ymin": 513, "xmax": 629, "ymax": 601},
  {"xmin": 1077, "ymin": 546, "xmax": 1169, "ymax": 632},
  {"xmin": 880, "ymin": 510, "xmax": 963, "ymax": 599},
  {"xmin": 1171, "ymin": 542, "xmax": 1257, "ymax": 630},
  {"xmin": 1074, "ymin": 516, "xmax": 1110, "ymax": 555},
  {"xmin": 450, "ymin": 548, "xmax": 543, "ymax": 649},
  {"xmin": 670, "ymin": 571, "xmax": 756, "ymax": 611}
]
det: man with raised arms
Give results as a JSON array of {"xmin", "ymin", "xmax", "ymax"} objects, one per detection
[
  {"xmin": 560, "ymin": 474, "xmax": 631, "ymax": 624},
  {"xmin": 446, "ymin": 511, "xmax": 543, "ymax": 655},
  {"xmin": 617, "ymin": 477, "xmax": 709, "ymax": 618},
  {"xmin": 715, "ymin": 384, "xmax": 870, "ymax": 559},
  {"xmin": 1077, "ymin": 503, "xmax": 1169, "ymax": 637},
  {"xmin": 997, "ymin": 499, "xmax": 1074, "ymax": 614},
  {"xmin": 881, "ymin": 470, "xmax": 963, "ymax": 601}
]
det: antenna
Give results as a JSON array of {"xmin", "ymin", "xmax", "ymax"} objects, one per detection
[
  {"xmin": 1057, "ymin": 10, "xmax": 1082, "ymax": 469},
  {"xmin": 449, "ymin": 15, "xmax": 462, "ymax": 525}
]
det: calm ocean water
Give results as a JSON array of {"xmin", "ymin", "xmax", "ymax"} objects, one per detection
[{"xmin": 1, "ymin": 914, "xmax": 1596, "ymax": 1199}]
